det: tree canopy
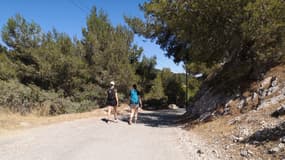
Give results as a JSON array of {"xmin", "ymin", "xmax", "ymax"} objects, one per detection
[
  {"xmin": 0, "ymin": 6, "xmax": 190, "ymax": 114},
  {"xmin": 125, "ymin": 0, "xmax": 285, "ymax": 75}
]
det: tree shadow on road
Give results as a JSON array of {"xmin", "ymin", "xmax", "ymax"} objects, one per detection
[{"xmin": 119, "ymin": 109, "xmax": 185, "ymax": 128}]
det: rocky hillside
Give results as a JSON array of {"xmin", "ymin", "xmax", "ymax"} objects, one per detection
[
  {"xmin": 184, "ymin": 65, "xmax": 285, "ymax": 159},
  {"xmin": 186, "ymin": 65, "xmax": 285, "ymax": 121}
]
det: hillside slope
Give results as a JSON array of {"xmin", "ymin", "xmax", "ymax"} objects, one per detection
[{"xmin": 185, "ymin": 65, "xmax": 285, "ymax": 159}]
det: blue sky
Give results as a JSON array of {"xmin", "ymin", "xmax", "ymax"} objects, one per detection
[{"xmin": 0, "ymin": 0, "xmax": 184, "ymax": 73}]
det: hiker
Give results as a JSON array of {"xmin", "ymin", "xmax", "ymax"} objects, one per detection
[
  {"xmin": 106, "ymin": 81, "xmax": 119, "ymax": 122},
  {"xmin": 128, "ymin": 84, "xmax": 142, "ymax": 125}
]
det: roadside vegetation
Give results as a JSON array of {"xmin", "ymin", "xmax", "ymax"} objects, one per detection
[
  {"xmin": 125, "ymin": 0, "xmax": 285, "ymax": 113},
  {"xmin": 0, "ymin": 7, "xmax": 194, "ymax": 115}
]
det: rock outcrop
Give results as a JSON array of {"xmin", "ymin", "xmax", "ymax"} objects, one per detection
[{"xmin": 185, "ymin": 66, "xmax": 285, "ymax": 123}]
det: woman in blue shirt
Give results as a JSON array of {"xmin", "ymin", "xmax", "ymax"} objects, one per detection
[{"xmin": 129, "ymin": 84, "xmax": 142, "ymax": 125}]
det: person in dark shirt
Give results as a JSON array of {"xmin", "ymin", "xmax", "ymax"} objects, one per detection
[{"xmin": 106, "ymin": 81, "xmax": 119, "ymax": 123}]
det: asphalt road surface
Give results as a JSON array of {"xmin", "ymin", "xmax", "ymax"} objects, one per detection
[{"xmin": 0, "ymin": 108, "xmax": 217, "ymax": 160}]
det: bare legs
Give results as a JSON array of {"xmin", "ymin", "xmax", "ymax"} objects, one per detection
[
  {"xmin": 129, "ymin": 106, "xmax": 139, "ymax": 125},
  {"xmin": 114, "ymin": 106, "xmax": 118, "ymax": 120},
  {"xmin": 107, "ymin": 106, "xmax": 112, "ymax": 121},
  {"xmin": 107, "ymin": 105, "xmax": 117, "ymax": 122},
  {"xmin": 134, "ymin": 107, "xmax": 139, "ymax": 123},
  {"xmin": 129, "ymin": 107, "xmax": 135, "ymax": 124}
]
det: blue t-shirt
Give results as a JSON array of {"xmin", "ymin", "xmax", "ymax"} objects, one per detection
[{"xmin": 130, "ymin": 89, "xmax": 139, "ymax": 104}]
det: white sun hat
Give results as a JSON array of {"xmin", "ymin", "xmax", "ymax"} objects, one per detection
[{"xmin": 110, "ymin": 81, "xmax": 115, "ymax": 85}]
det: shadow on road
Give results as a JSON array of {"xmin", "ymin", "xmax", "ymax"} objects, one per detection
[{"xmin": 119, "ymin": 109, "xmax": 185, "ymax": 128}]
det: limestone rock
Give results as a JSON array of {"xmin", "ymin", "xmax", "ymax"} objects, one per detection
[
  {"xmin": 240, "ymin": 149, "xmax": 251, "ymax": 157},
  {"xmin": 260, "ymin": 77, "xmax": 273, "ymax": 90},
  {"xmin": 228, "ymin": 117, "xmax": 241, "ymax": 125},
  {"xmin": 245, "ymin": 92, "xmax": 259, "ymax": 109},
  {"xmin": 199, "ymin": 112, "xmax": 213, "ymax": 122},
  {"xmin": 271, "ymin": 105, "xmax": 285, "ymax": 118},
  {"xmin": 268, "ymin": 147, "xmax": 280, "ymax": 154},
  {"xmin": 232, "ymin": 135, "xmax": 244, "ymax": 143},
  {"xmin": 168, "ymin": 104, "xmax": 178, "ymax": 109},
  {"xmin": 280, "ymin": 136, "xmax": 285, "ymax": 143},
  {"xmin": 278, "ymin": 143, "xmax": 285, "ymax": 149},
  {"xmin": 237, "ymin": 99, "xmax": 246, "ymax": 109}
]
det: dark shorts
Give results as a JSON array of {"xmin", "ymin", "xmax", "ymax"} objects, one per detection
[{"xmin": 106, "ymin": 100, "xmax": 117, "ymax": 107}]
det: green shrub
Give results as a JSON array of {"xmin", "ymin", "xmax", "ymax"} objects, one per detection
[
  {"xmin": 0, "ymin": 54, "xmax": 16, "ymax": 80},
  {"xmin": 0, "ymin": 80, "xmax": 99, "ymax": 115}
]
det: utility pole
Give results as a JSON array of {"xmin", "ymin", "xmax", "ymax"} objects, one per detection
[{"xmin": 185, "ymin": 67, "xmax": 188, "ymax": 108}]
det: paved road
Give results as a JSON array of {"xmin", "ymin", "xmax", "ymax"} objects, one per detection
[{"xmin": 0, "ymin": 109, "xmax": 195, "ymax": 160}]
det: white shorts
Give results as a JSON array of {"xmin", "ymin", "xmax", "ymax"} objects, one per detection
[{"xmin": 130, "ymin": 104, "xmax": 139, "ymax": 108}]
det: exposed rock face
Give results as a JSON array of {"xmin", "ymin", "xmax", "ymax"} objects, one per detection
[
  {"xmin": 184, "ymin": 66, "xmax": 285, "ymax": 160},
  {"xmin": 185, "ymin": 84, "xmax": 232, "ymax": 120},
  {"xmin": 280, "ymin": 136, "xmax": 285, "ymax": 143},
  {"xmin": 186, "ymin": 72, "xmax": 285, "ymax": 122},
  {"xmin": 240, "ymin": 149, "xmax": 252, "ymax": 158},
  {"xmin": 260, "ymin": 77, "xmax": 273, "ymax": 90},
  {"xmin": 245, "ymin": 121, "xmax": 285, "ymax": 143},
  {"xmin": 271, "ymin": 105, "xmax": 285, "ymax": 118}
]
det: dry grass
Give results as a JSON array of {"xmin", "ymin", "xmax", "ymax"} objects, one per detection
[
  {"xmin": 0, "ymin": 104, "xmax": 130, "ymax": 136},
  {"xmin": 191, "ymin": 116, "xmax": 235, "ymax": 137}
]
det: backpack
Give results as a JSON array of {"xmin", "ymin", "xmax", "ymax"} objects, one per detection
[
  {"xmin": 130, "ymin": 89, "xmax": 139, "ymax": 104},
  {"xmin": 107, "ymin": 88, "xmax": 116, "ymax": 101}
]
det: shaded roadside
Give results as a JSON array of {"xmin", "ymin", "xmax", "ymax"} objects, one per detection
[{"xmin": 118, "ymin": 108, "xmax": 186, "ymax": 127}]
